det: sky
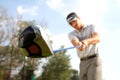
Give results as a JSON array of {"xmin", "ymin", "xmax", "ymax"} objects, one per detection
[{"xmin": 1, "ymin": 0, "xmax": 120, "ymax": 80}]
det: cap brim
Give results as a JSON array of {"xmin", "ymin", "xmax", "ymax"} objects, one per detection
[{"xmin": 67, "ymin": 15, "xmax": 77, "ymax": 23}]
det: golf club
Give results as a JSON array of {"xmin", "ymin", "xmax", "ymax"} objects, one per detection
[{"xmin": 53, "ymin": 46, "xmax": 82, "ymax": 53}]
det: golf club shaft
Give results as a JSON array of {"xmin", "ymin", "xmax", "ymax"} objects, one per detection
[{"xmin": 53, "ymin": 46, "xmax": 81, "ymax": 53}]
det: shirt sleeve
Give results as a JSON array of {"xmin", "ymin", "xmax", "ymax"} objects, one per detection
[
  {"xmin": 90, "ymin": 24, "xmax": 99, "ymax": 34},
  {"xmin": 68, "ymin": 31, "xmax": 77, "ymax": 41}
]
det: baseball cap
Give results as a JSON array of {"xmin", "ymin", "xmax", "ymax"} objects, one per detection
[{"xmin": 66, "ymin": 12, "xmax": 78, "ymax": 23}]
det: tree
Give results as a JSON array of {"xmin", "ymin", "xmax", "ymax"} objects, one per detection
[
  {"xmin": 36, "ymin": 48, "xmax": 72, "ymax": 80},
  {"xmin": 0, "ymin": 5, "xmax": 13, "ymax": 44},
  {"xmin": 0, "ymin": 5, "xmax": 41, "ymax": 80},
  {"xmin": 70, "ymin": 69, "xmax": 79, "ymax": 80}
]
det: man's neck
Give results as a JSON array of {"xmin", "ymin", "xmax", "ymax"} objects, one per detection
[{"xmin": 78, "ymin": 24, "xmax": 84, "ymax": 31}]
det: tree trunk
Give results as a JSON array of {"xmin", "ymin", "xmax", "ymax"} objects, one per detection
[{"xmin": 3, "ymin": 69, "xmax": 11, "ymax": 80}]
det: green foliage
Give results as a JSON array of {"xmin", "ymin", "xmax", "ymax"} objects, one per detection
[
  {"xmin": 70, "ymin": 69, "xmax": 79, "ymax": 80},
  {"xmin": 36, "ymin": 53, "xmax": 72, "ymax": 80},
  {"xmin": 17, "ymin": 66, "xmax": 35, "ymax": 80},
  {"xmin": 0, "ymin": 70, "xmax": 3, "ymax": 80}
]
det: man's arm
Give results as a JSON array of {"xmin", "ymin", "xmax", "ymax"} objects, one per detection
[
  {"xmin": 71, "ymin": 32, "xmax": 100, "ymax": 51},
  {"xmin": 79, "ymin": 32, "xmax": 100, "ymax": 51},
  {"xmin": 82, "ymin": 32, "xmax": 100, "ymax": 46},
  {"xmin": 71, "ymin": 37, "xmax": 83, "ymax": 51},
  {"xmin": 71, "ymin": 37, "xmax": 82, "ymax": 47}
]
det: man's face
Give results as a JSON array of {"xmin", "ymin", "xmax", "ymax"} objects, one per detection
[{"xmin": 69, "ymin": 17, "xmax": 82, "ymax": 30}]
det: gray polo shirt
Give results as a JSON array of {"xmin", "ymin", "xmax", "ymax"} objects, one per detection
[{"xmin": 68, "ymin": 24, "xmax": 99, "ymax": 58}]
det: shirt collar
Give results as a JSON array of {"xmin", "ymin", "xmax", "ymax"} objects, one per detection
[{"xmin": 75, "ymin": 24, "xmax": 86, "ymax": 33}]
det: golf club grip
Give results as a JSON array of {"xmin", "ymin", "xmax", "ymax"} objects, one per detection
[{"xmin": 53, "ymin": 46, "xmax": 81, "ymax": 53}]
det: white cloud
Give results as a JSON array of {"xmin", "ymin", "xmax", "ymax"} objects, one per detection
[
  {"xmin": 78, "ymin": 0, "xmax": 108, "ymax": 26},
  {"xmin": 50, "ymin": 33, "xmax": 72, "ymax": 49},
  {"xmin": 116, "ymin": 0, "xmax": 120, "ymax": 8},
  {"xmin": 46, "ymin": 0, "xmax": 108, "ymax": 33},
  {"xmin": 16, "ymin": 6, "xmax": 23, "ymax": 15},
  {"xmin": 16, "ymin": 5, "xmax": 38, "ymax": 16},
  {"xmin": 46, "ymin": 0, "xmax": 108, "ymax": 16},
  {"xmin": 46, "ymin": 0, "xmax": 65, "ymax": 10}
]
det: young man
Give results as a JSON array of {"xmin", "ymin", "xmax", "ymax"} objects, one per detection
[{"xmin": 66, "ymin": 12, "xmax": 102, "ymax": 80}]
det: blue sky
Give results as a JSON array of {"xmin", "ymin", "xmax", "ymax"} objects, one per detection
[{"xmin": 1, "ymin": 0, "xmax": 120, "ymax": 80}]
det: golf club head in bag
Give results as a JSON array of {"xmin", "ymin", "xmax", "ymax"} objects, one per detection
[{"xmin": 18, "ymin": 25, "xmax": 53, "ymax": 58}]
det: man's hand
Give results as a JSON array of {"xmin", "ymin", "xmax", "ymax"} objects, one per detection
[
  {"xmin": 78, "ymin": 32, "xmax": 100, "ymax": 51},
  {"xmin": 71, "ymin": 37, "xmax": 88, "ymax": 51},
  {"xmin": 78, "ymin": 40, "xmax": 88, "ymax": 51}
]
